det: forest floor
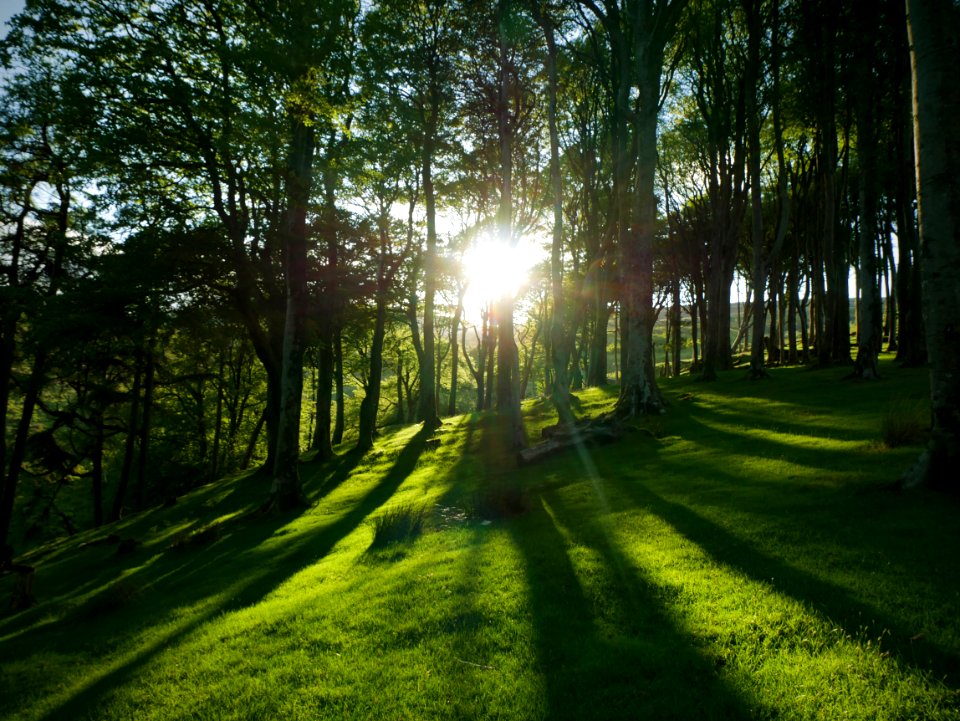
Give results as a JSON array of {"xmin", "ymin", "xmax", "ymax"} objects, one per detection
[{"xmin": 1, "ymin": 355, "xmax": 959, "ymax": 720}]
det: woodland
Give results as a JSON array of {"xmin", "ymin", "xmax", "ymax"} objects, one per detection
[{"xmin": 0, "ymin": 0, "xmax": 959, "ymax": 719}]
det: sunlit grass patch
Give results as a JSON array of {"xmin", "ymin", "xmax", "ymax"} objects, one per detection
[{"xmin": 1, "ymin": 359, "xmax": 957, "ymax": 721}]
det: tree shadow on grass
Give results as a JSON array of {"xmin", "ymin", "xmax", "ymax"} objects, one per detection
[
  {"xmin": 506, "ymin": 487, "xmax": 751, "ymax": 720},
  {"xmin": 614, "ymin": 480, "xmax": 960, "ymax": 689},
  {"xmin": 304, "ymin": 446, "xmax": 367, "ymax": 504},
  {"xmin": 2, "ymin": 428, "xmax": 432, "ymax": 721}
]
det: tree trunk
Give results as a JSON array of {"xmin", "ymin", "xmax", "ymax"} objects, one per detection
[
  {"xmin": 447, "ymin": 283, "xmax": 466, "ymax": 416},
  {"xmin": 495, "ymin": 0, "xmax": 524, "ymax": 449},
  {"xmin": 111, "ymin": 352, "xmax": 143, "ymax": 522},
  {"xmin": 211, "ymin": 348, "xmax": 226, "ymax": 481},
  {"xmin": 312, "ymin": 334, "xmax": 334, "ymax": 460},
  {"xmin": 902, "ymin": 0, "xmax": 960, "ymax": 489},
  {"xmin": 135, "ymin": 347, "xmax": 156, "ymax": 509},
  {"xmin": 241, "ymin": 407, "xmax": 267, "ymax": 470},
  {"xmin": 91, "ymin": 406, "xmax": 105, "ymax": 527},
  {"xmin": 0, "ymin": 353, "xmax": 48, "ymax": 548},
  {"xmin": 418, "ymin": 134, "xmax": 441, "ymax": 430},
  {"xmin": 895, "ymin": 57, "xmax": 926, "ymax": 367},
  {"xmin": 852, "ymin": 5, "xmax": 882, "ymax": 380},
  {"xmin": 333, "ymin": 330, "xmax": 345, "ymax": 445},
  {"xmin": 535, "ymin": 8, "xmax": 573, "ymax": 423},
  {"xmin": 617, "ymin": 64, "xmax": 664, "ymax": 416},
  {"xmin": 357, "ymin": 289, "xmax": 388, "ymax": 452},
  {"xmin": 269, "ymin": 118, "xmax": 315, "ymax": 510},
  {"xmin": 485, "ymin": 306, "xmax": 497, "ymax": 410}
]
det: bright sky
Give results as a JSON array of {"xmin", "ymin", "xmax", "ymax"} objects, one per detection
[
  {"xmin": 459, "ymin": 234, "xmax": 543, "ymax": 326},
  {"xmin": 0, "ymin": 0, "xmax": 25, "ymax": 41}
]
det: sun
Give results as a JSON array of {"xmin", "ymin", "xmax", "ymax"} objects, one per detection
[{"xmin": 459, "ymin": 236, "xmax": 542, "ymax": 324}]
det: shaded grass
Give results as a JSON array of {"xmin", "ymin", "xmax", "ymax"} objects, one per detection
[{"xmin": 0, "ymin": 355, "xmax": 958, "ymax": 720}]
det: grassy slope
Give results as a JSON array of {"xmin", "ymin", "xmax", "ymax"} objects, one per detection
[{"xmin": 1, "ymin": 356, "xmax": 958, "ymax": 721}]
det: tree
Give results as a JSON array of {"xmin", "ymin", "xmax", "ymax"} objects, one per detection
[
  {"xmin": 901, "ymin": 0, "xmax": 960, "ymax": 489},
  {"xmin": 580, "ymin": 0, "xmax": 687, "ymax": 414},
  {"xmin": 0, "ymin": 60, "xmax": 86, "ymax": 547},
  {"xmin": 532, "ymin": 0, "xmax": 576, "ymax": 424}
]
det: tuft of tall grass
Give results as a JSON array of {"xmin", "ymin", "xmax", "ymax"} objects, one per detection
[
  {"xmin": 880, "ymin": 398, "xmax": 929, "ymax": 448},
  {"xmin": 370, "ymin": 504, "xmax": 426, "ymax": 548},
  {"xmin": 169, "ymin": 522, "xmax": 224, "ymax": 551}
]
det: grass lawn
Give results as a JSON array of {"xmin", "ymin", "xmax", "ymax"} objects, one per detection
[{"xmin": 1, "ymin": 355, "xmax": 958, "ymax": 720}]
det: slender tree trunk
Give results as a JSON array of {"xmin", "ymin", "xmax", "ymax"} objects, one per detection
[
  {"xmin": 211, "ymin": 348, "xmax": 226, "ymax": 481},
  {"xmin": 852, "ymin": 4, "xmax": 882, "ymax": 379},
  {"xmin": 0, "ymin": 353, "xmax": 48, "ymax": 547},
  {"xmin": 536, "ymin": 9, "xmax": 573, "ymax": 423},
  {"xmin": 883, "ymin": 224, "xmax": 897, "ymax": 353},
  {"xmin": 418, "ymin": 133, "xmax": 442, "ymax": 430},
  {"xmin": 895, "ymin": 57, "xmax": 926, "ymax": 367},
  {"xmin": 672, "ymin": 280, "xmax": 682, "ymax": 376},
  {"xmin": 111, "ymin": 352, "xmax": 143, "ymax": 522},
  {"xmin": 746, "ymin": 0, "xmax": 768, "ymax": 378},
  {"xmin": 135, "ymin": 347, "xmax": 156, "ymax": 509},
  {"xmin": 241, "ymin": 407, "xmax": 267, "ymax": 470},
  {"xmin": 447, "ymin": 283, "xmax": 466, "ymax": 416},
  {"xmin": 357, "ymin": 286, "xmax": 388, "ymax": 452},
  {"xmin": 495, "ymin": 0, "xmax": 524, "ymax": 448},
  {"xmin": 0, "ymin": 175, "xmax": 67, "ymax": 546},
  {"xmin": 484, "ymin": 308, "xmax": 496, "ymax": 411},
  {"xmin": 312, "ymin": 330, "xmax": 334, "ymax": 459},
  {"xmin": 91, "ymin": 406, "xmax": 105, "ymax": 527},
  {"xmin": 270, "ymin": 118, "xmax": 315, "ymax": 509},
  {"xmin": 333, "ymin": 330, "xmax": 345, "ymax": 444}
]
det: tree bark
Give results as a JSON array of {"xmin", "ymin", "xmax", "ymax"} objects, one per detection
[
  {"xmin": 135, "ymin": 346, "xmax": 156, "ymax": 509},
  {"xmin": 902, "ymin": 0, "xmax": 960, "ymax": 489},
  {"xmin": 333, "ymin": 330, "xmax": 345, "ymax": 445},
  {"xmin": 269, "ymin": 117, "xmax": 315, "ymax": 509},
  {"xmin": 535, "ymin": 7, "xmax": 573, "ymax": 423},
  {"xmin": 357, "ymin": 291, "xmax": 388, "ymax": 452},
  {"xmin": 111, "ymin": 351, "xmax": 142, "ymax": 523},
  {"xmin": 417, "ymin": 131, "xmax": 442, "ymax": 430},
  {"xmin": 447, "ymin": 282, "xmax": 466, "ymax": 416},
  {"xmin": 851, "ymin": 0, "xmax": 882, "ymax": 380},
  {"xmin": 495, "ymin": 0, "xmax": 525, "ymax": 449}
]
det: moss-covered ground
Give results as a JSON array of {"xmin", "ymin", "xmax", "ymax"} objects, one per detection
[{"xmin": 1, "ymin": 356, "xmax": 958, "ymax": 720}]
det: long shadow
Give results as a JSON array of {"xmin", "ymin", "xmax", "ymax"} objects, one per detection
[
  {"xmin": 682, "ymin": 414, "xmax": 876, "ymax": 472},
  {"xmin": 615, "ymin": 480, "xmax": 960, "ymax": 688},
  {"xmin": 304, "ymin": 446, "xmax": 366, "ymax": 504},
  {"xmin": 506, "ymin": 487, "xmax": 751, "ymax": 719},
  {"xmin": 4, "ymin": 428, "xmax": 432, "ymax": 721},
  {"xmin": 690, "ymin": 402, "xmax": 880, "ymax": 444}
]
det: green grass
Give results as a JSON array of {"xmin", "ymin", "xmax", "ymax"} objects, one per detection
[{"xmin": 1, "ymin": 355, "xmax": 958, "ymax": 720}]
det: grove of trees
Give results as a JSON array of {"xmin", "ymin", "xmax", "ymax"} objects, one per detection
[{"xmin": 1, "ymin": 0, "xmax": 957, "ymax": 553}]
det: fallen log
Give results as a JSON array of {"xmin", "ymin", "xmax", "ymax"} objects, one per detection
[{"xmin": 520, "ymin": 420, "xmax": 626, "ymax": 464}]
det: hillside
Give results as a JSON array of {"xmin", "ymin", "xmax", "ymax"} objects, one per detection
[{"xmin": 1, "ymin": 357, "xmax": 958, "ymax": 721}]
